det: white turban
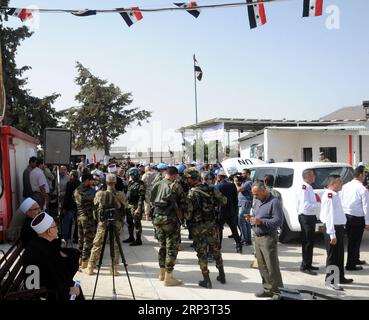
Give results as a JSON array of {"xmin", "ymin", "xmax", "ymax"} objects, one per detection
[
  {"xmin": 31, "ymin": 212, "xmax": 54, "ymax": 234},
  {"xmin": 19, "ymin": 197, "xmax": 37, "ymax": 214}
]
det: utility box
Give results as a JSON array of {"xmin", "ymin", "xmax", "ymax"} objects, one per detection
[{"xmin": 0, "ymin": 125, "xmax": 38, "ymax": 242}]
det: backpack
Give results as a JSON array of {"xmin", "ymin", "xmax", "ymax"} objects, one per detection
[
  {"xmin": 190, "ymin": 185, "xmax": 217, "ymax": 222},
  {"xmin": 152, "ymin": 180, "xmax": 175, "ymax": 209}
]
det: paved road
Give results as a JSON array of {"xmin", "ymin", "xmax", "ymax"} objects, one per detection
[{"xmin": 1, "ymin": 221, "xmax": 369, "ymax": 300}]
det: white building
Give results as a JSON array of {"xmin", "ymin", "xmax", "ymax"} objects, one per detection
[{"xmin": 239, "ymin": 125, "xmax": 369, "ymax": 165}]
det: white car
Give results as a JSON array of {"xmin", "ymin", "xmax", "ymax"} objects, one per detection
[{"xmin": 248, "ymin": 162, "xmax": 354, "ymax": 243}]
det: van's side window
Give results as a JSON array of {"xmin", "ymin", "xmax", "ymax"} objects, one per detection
[{"xmin": 275, "ymin": 168, "xmax": 294, "ymax": 188}]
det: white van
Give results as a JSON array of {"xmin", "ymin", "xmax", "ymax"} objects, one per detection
[{"xmin": 248, "ymin": 162, "xmax": 354, "ymax": 243}]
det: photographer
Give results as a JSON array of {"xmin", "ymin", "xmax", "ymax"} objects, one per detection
[
  {"xmin": 234, "ymin": 169, "xmax": 253, "ymax": 246},
  {"xmin": 85, "ymin": 174, "xmax": 127, "ymax": 276}
]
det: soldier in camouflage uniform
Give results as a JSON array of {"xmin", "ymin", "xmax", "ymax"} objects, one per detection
[
  {"xmin": 85, "ymin": 174, "xmax": 127, "ymax": 276},
  {"xmin": 150, "ymin": 166, "xmax": 187, "ymax": 286},
  {"xmin": 74, "ymin": 173, "xmax": 97, "ymax": 269},
  {"xmin": 184, "ymin": 168, "xmax": 227, "ymax": 289},
  {"xmin": 123, "ymin": 167, "xmax": 146, "ymax": 246}
]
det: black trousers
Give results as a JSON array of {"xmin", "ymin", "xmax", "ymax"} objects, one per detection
[
  {"xmin": 345, "ymin": 214, "xmax": 365, "ymax": 267},
  {"xmin": 298, "ymin": 214, "xmax": 317, "ymax": 269},
  {"xmin": 218, "ymin": 215, "xmax": 242, "ymax": 246},
  {"xmin": 324, "ymin": 225, "xmax": 345, "ymax": 281}
]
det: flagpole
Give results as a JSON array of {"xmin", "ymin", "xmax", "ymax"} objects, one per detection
[{"xmin": 193, "ymin": 54, "xmax": 198, "ymax": 125}]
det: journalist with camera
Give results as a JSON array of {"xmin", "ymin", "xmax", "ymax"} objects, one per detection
[{"xmin": 84, "ymin": 173, "xmax": 127, "ymax": 276}]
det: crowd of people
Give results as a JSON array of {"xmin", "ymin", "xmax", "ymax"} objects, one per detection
[{"xmin": 15, "ymin": 156, "xmax": 369, "ymax": 299}]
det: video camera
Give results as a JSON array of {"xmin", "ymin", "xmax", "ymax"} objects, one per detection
[{"xmin": 100, "ymin": 207, "xmax": 119, "ymax": 222}]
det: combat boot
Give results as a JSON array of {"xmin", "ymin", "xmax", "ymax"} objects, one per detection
[
  {"xmin": 216, "ymin": 266, "xmax": 226, "ymax": 284},
  {"xmin": 130, "ymin": 232, "xmax": 142, "ymax": 246},
  {"xmin": 199, "ymin": 271, "xmax": 212, "ymax": 289},
  {"xmin": 164, "ymin": 271, "xmax": 182, "ymax": 286},
  {"xmin": 84, "ymin": 263, "xmax": 95, "ymax": 275},
  {"xmin": 110, "ymin": 265, "xmax": 121, "ymax": 276},
  {"xmin": 80, "ymin": 260, "xmax": 88, "ymax": 269},
  {"xmin": 159, "ymin": 268, "xmax": 166, "ymax": 281}
]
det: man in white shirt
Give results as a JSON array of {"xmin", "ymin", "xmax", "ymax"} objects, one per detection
[
  {"xmin": 296, "ymin": 169, "xmax": 321, "ymax": 275},
  {"xmin": 340, "ymin": 167, "xmax": 369, "ymax": 271},
  {"xmin": 320, "ymin": 175, "xmax": 353, "ymax": 291},
  {"xmin": 30, "ymin": 158, "xmax": 50, "ymax": 210}
]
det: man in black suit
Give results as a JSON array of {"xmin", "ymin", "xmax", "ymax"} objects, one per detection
[{"xmin": 215, "ymin": 169, "xmax": 243, "ymax": 253}]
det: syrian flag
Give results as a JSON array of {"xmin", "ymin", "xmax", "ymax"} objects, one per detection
[
  {"xmin": 303, "ymin": 0, "xmax": 323, "ymax": 17},
  {"xmin": 193, "ymin": 55, "xmax": 203, "ymax": 81},
  {"xmin": 6, "ymin": 8, "xmax": 33, "ymax": 21},
  {"xmin": 119, "ymin": 7, "xmax": 143, "ymax": 27},
  {"xmin": 246, "ymin": 0, "xmax": 267, "ymax": 29},
  {"xmin": 71, "ymin": 10, "xmax": 97, "ymax": 17},
  {"xmin": 174, "ymin": 2, "xmax": 201, "ymax": 18}
]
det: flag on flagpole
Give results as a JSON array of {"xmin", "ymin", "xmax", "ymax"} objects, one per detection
[
  {"xmin": 118, "ymin": 7, "xmax": 143, "ymax": 27},
  {"xmin": 302, "ymin": 0, "xmax": 323, "ymax": 17},
  {"xmin": 6, "ymin": 8, "xmax": 33, "ymax": 21},
  {"xmin": 174, "ymin": 2, "xmax": 201, "ymax": 18},
  {"xmin": 71, "ymin": 10, "xmax": 97, "ymax": 17},
  {"xmin": 246, "ymin": 0, "xmax": 267, "ymax": 29},
  {"xmin": 193, "ymin": 55, "xmax": 203, "ymax": 81}
]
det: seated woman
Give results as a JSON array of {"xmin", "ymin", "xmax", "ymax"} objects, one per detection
[{"xmin": 24, "ymin": 212, "xmax": 84, "ymax": 300}]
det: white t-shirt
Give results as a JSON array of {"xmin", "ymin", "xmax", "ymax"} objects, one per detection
[{"xmin": 30, "ymin": 167, "xmax": 50, "ymax": 193}]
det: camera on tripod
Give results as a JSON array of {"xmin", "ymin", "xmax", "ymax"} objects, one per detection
[{"xmin": 100, "ymin": 207, "xmax": 118, "ymax": 221}]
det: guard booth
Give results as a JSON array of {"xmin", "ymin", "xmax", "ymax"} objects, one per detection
[{"xmin": 0, "ymin": 125, "xmax": 38, "ymax": 242}]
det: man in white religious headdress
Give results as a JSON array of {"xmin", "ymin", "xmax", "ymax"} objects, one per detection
[
  {"xmin": 23, "ymin": 212, "xmax": 84, "ymax": 300},
  {"xmin": 19, "ymin": 197, "xmax": 42, "ymax": 246}
]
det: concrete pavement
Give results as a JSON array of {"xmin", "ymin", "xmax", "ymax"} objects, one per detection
[{"xmin": 1, "ymin": 221, "xmax": 368, "ymax": 300}]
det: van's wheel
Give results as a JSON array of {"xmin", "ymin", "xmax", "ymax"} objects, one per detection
[{"xmin": 279, "ymin": 217, "xmax": 295, "ymax": 243}]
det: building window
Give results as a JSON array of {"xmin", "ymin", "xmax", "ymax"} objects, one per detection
[
  {"xmin": 319, "ymin": 147, "xmax": 337, "ymax": 162},
  {"xmin": 303, "ymin": 148, "xmax": 313, "ymax": 162}
]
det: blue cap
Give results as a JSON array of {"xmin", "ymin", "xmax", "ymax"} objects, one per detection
[
  {"xmin": 157, "ymin": 163, "xmax": 168, "ymax": 170},
  {"xmin": 176, "ymin": 164, "xmax": 186, "ymax": 175}
]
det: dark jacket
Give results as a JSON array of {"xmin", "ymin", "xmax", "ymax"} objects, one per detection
[
  {"xmin": 215, "ymin": 180, "xmax": 238, "ymax": 218},
  {"xmin": 23, "ymin": 237, "xmax": 81, "ymax": 300},
  {"xmin": 20, "ymin": 217, "xmax": 37, "ymax": 247},
  {"xmin": 63, "ymin": 179, "xmax": 81, "ymax": 211}
]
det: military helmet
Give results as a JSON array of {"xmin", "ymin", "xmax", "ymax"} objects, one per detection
[
  {"xmin": 183, "ymin": 168, "xmax": 200, "ymax": 179},
  {"xmin": 127, "ymin": 167, "xmax": 140, "ymax": 179}
]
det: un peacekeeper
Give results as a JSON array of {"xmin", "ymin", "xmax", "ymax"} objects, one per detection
[
  {"xmin": 152, "ymin": 163, "xmax": 168, "ymax": 185},
  {"xmin": 123, "ymin": 167, "xmax": 146, "ymax": 246},
  {"xmin": 85, "ymin": 174, "xmax": 127, "ymax": 276},
  {"xmin": 184, "ymin": 168, "xmax": 227, "ymax": 289},
  {"xmin": 74, "ymin": 173, "xmax": 97, "ymax": 269},
  {"xmin": 150, "ymin": 166, "xmax": 187, "ymax": 286}
]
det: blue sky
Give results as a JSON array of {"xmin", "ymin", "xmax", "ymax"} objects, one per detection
[{"xmin": 6, "ymin": 0, "xmax": 369, "ymax": 151}]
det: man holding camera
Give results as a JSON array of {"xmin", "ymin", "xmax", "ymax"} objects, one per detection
[
  {"xmin": 234, "ymin": 169, "xmax": 253, "ymax": 246},
  {"xmin": 85, "ymin": 173, "xmax": 127, "ymax": 276}
]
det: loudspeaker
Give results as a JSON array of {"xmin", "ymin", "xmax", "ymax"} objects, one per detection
[{"xmin": 44, "ymin": 128, "xmax": 72, "ymax": 165}]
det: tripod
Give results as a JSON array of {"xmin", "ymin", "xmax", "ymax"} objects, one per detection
[{"xmin": 92, "ymin": 210, "xmax": 135, "ymax": 300}]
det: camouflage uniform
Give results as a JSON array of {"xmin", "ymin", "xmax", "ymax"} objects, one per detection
[
  {"xmin": 89, "ymin": 188, "xmax": 127, "ymax": 267},
  {"xmin": 186, "ymin": 183, "xmax": 227, "ymax": 272},
  {"xmin": 74, "ymin": 184, "xmax": 96, "ymax": 263},
  {"xmin": 150, "ymin": 178, "xmax": 187, "ymax": 272},
  {"xmin": 125, "ymin": 178, "xmax": 145, "ymax": 244}
]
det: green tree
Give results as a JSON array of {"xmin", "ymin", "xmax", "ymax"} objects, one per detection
[
  {"xmin": 0, "ymin": 1, "xmax": 61, "ymax": 144},
  {"xmin": 64, "ymin": 62, "xmax": 152, "ymax": 155}
]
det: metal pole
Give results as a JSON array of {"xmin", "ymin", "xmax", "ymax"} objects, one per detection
[{"xmin": 194, "ymin": 55, "xmax": 198, "ymax": 125}]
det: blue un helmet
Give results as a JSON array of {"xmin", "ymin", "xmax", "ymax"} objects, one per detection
[
  {"xmin": 176, "ymin": 164, "xmax": 186, "ymax": 175},
  {"xmin": 157, "ymin": 163, "xmax": 168, "ymax": 170},
  {"xmin": 127, "ymin": 167, "xmax": 140, "ymax": 179}
]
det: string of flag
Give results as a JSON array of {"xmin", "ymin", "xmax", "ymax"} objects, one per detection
[{"xmin": 1, "ymin": 0, "xmax": 325, "ymax": 29}]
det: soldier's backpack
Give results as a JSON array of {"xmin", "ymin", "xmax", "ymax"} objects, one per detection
[
  {"xmin": 190, "ymin": 185, "xmax": 217, "ymax": 222},
  {"xmin": 152, "ymin": 180, "xmax": 175, "ymax": 208}
]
